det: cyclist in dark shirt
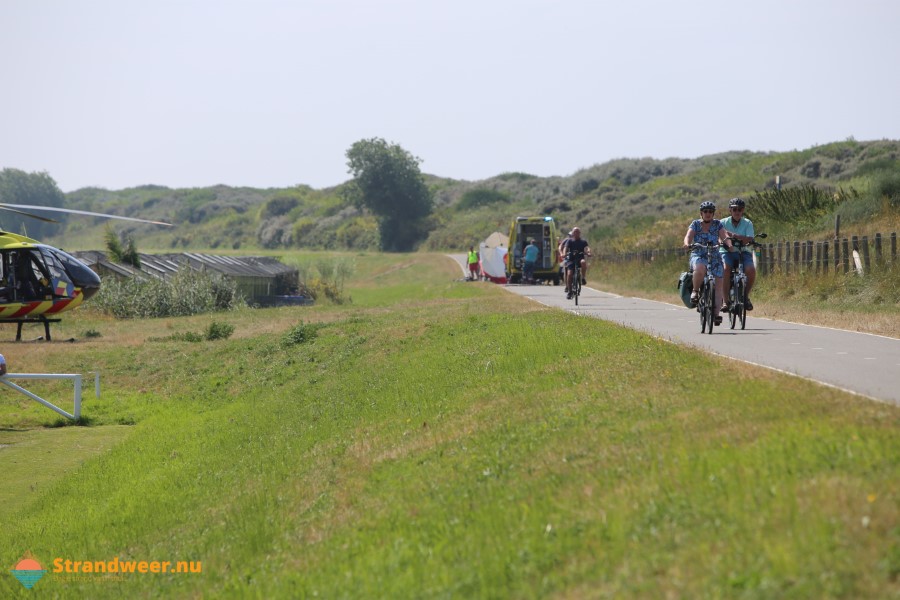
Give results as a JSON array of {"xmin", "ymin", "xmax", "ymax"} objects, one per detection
[{"xmin": 564, "ymin": 227, "xmax": 591, "ymax": 299}]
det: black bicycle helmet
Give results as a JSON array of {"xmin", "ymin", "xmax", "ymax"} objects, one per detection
[
  {"xmin": 699, "ymin": 200, "xmax": 716, "ymax": 211},
  {"xmin": 729, "ymin": 197, "xmax": 745, "ymax": 208}
]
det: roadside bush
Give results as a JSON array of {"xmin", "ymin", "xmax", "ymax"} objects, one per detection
[{"xmin": 91, "ymin": 267, "xmax": 244, "ymax": 318}]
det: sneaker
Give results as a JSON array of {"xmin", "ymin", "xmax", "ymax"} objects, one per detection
[
  {"xmin": 745, "ymin": 298, "xmax": 754, "ymax": 311},
  {"xmin": 714, "ymin": 315, "xmax": 723, "ymax": 326},
  {"xmin": 567, "ymin": 292, "xmax": 573, "ymax": 300},
  {"xmin": 690, "ymin": 292, "xmax": 699, "ymax": 307},
  {"xmin": 721, "ymin": 304, "xmax": 730, "ymax": 314},
  {"xmin": 581, "ymin": 277, "xmax": 587, "ymax": 285}
]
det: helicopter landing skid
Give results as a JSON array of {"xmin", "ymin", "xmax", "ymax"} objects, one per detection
[{"xmin": 1, "ymin": 316, "xmax": 62, "ymax": 342}]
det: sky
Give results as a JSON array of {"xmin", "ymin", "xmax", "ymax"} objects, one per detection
[{"xmin": 1, "ymin": 0, "xmax": 898, "ymax": 192}]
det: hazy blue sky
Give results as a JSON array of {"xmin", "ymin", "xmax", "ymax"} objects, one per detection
[{"xmin": 2, "ymin": 0, "xmax": 898, "ymax": 192}]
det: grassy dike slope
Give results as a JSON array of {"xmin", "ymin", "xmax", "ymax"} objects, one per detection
[{"xmin": 1, "ymin": 253, "xmax": 899, "ymax": 598}]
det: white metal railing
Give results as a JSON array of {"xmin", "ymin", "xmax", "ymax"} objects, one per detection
[{"xmin": 0, "ymin": 371, "xmax": 100, "ymax": 421}]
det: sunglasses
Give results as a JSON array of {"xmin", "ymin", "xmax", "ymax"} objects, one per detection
[
  {"xmin": 731, "ymin": 207, "xmax": 744, "ymax": 212},
  {"xmin": 701, "ymin": 209, "xmax": 715, "ymax": 214}
]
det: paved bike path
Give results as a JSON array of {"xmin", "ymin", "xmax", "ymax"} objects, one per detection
[{"xmin": 448, "ymin": 254, "xmax": 900, "ymax": 405}]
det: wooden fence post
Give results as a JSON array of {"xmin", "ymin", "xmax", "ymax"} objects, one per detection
[
  {"xmin": 823, "ymin": 241, "xmax": 829, "ymax": 274},
  {"xmin": 874, "ymin": 233, "xmax": 883, "ymax": 267},
  {"xmin": 834, "ymin": 236, "xmax": 840, "ymax": 270},
  {"xmin": 815, "ymin": 242, "xmax": 821, "ymax": 274},
  {"xmin": 793, "ymin": 241, "xmax": 801, "ymax": 274},
  {"xmin": 776, "ymin": 241, "xmax": 783, "ymax": 274},
  {"xmin": 806, "ymin": 240, "xmax": 814, "ymax": 271},
  {"xmin": 862, "ymin": 235, "xmax": 870, "ymax": 272},
  {"xmin": 842, "ymin": 238, "xmax": 850, "ymax": 273}
]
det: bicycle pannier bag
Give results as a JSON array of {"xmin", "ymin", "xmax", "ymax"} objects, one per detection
[{"xmin": 677, "ymin": 271, "xmax": 693, "ymax": 308}]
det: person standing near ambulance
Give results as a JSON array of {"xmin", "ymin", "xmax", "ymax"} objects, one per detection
[
  {"xmin": 467, "ymin": 246, "xmax": 481, "ymax": 281},
  {"xmin": 522, "ymin": 239, "xmax": 540, "ymax": 284}
]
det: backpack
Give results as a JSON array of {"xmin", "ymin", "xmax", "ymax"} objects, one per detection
[{"xmin": 677, "ymin": 271, "xmax": 693, "ymax": 308}]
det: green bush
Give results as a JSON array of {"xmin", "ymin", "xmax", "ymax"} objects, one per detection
[
  {"xmin": 749, "ymin": 184, "xmax": 859, "ymax": 225},
  {"xmin": 295, "ymin": 257, "xmax": 355, "ymax": 304},
  {"xmin": 282, "ymin": 322, "xmax": 320, "ymax": 346},
  {"xmin": 91, "ymin": 267, "xmax": 244, "ymax": 319},
  {"xmin": 871, "ymin": 169, "xmax": 900, "ymax": 207},
  {"xmin": 456, "ymin": 188, "xmax": 511, "ymax": 210},
  {"xmin": 205, "ymin": 321, "xmax": 235, "ymax": 340}
]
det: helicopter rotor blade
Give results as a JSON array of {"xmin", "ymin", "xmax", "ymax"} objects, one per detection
[
  {"xmin": 0, "ymin": 204, "xmax": 59, "ymax": 223},
  {"xmin": 0, "ymin": 203, "xmax": 173, "ymax": 226}
]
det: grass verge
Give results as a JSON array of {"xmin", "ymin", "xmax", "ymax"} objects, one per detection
[{"xmin": 0, "ymin": 252, "xmax": 898, "ymax": 598}]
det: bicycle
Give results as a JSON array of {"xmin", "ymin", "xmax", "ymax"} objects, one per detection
[
  {"xmin": 571, "ymin": 261, "xmax": 582, "ymax": 305},
  {"xmin": 565, "ymin": 251, "xmax": 587, "ymax": 305},
  {"xmin": 690, "ymin": 241, "xmax": 720, "ymax": 334},
  {"xmin": 725, "ymin": 233, "xmax": 766, "ymax": 330}
]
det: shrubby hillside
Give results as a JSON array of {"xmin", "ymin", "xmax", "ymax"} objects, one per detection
[{"xmin": 36, "ymin": 138, "xmax": 900, "ymax": 253}]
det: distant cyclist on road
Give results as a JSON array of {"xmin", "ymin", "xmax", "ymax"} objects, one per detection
[
  {"xmin": 683, "ymin": 201, "xmax": 733, "ymax": 326},
  {"xmin": 720, "ymin": 197, "xmax": 756, "ymax": 312},
  {"xmin": 564, "ymin": 227, "xmax": 591, "ymax": 299}
]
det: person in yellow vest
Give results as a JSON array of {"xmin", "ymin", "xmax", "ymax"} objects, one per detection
[{"xmin": 467, "ymin": 246, "xmax": 481, "ymax": 281}]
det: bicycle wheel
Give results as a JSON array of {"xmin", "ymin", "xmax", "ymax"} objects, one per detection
[
  {"xmin": 699, "ymin": 282, "xmax": 708, "ymax": 333},
  {"xmin": 728, "ymin": 284, "xmax": 737, "ymax": 330},
  {"xmin": 738, "ymin": 280, "xmax": 747, "ymax": 330},
  {"xmin": 705, "ymin": 278, "xmax": 715, "ymax": 334},
  {"xmin": 573, "ymin": 270, "xmax": 581, "ymax": 305}
]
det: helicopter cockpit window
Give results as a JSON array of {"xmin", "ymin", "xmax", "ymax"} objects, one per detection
[
  {"xmin": 41, "ymin": 246, "xmax": 100, "ymax": 290},
  {"xmin": 39, "ymin": 246, "xmax": 76, "ymax": 297},
  {"xmin": 1, "ymin": 249, "xmax": 52, "ymax": 301}
]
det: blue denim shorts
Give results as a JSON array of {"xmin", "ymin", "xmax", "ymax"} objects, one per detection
[{"xmin": 721, "ymin": 252, "xmax": 754, "ymax": 270}]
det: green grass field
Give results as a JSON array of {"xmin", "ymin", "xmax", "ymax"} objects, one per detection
[{"xmin": 1, "ymin": 253, "xmax": 899, "ymax": 598}]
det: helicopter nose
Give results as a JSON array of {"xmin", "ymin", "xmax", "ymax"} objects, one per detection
[
  {"xmin": 80, "ymin": 283, "xmax": 100, "ymax": 300},
  {"xmin": 70, "ymin": 269, "xmax": 101, "ymax": 300}
]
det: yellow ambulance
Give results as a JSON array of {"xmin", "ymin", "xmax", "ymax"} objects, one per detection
[{"xmin": 506, "ymin": 216, "xmax": 561, "ymax": 284}]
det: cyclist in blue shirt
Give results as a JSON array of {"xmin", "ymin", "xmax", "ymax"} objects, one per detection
[
  {"xmin": 720, "ymin": 197, "xmax": 756, "ymax": 311},
  {"xmin": 683, "ymin": 200, "xmax": 734, "ymax": 326}
]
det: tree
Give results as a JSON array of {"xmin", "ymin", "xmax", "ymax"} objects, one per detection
[
  {"xmin": 0, "ymin": 168, "xmax": 65, "ymax": 238},
  {"xmin": 345, "ymin": 138, "xmax": 433, "ymax": 252}
]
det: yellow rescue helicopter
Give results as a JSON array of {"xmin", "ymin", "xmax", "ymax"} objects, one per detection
[{"xmin": 0, "ymin": 202, "xmax": 171, "ymax": 340}]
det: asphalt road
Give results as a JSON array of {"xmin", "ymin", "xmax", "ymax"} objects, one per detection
[{"xmin": 449, "ymin": 254, "xmax": 900, "ymax": 405}]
